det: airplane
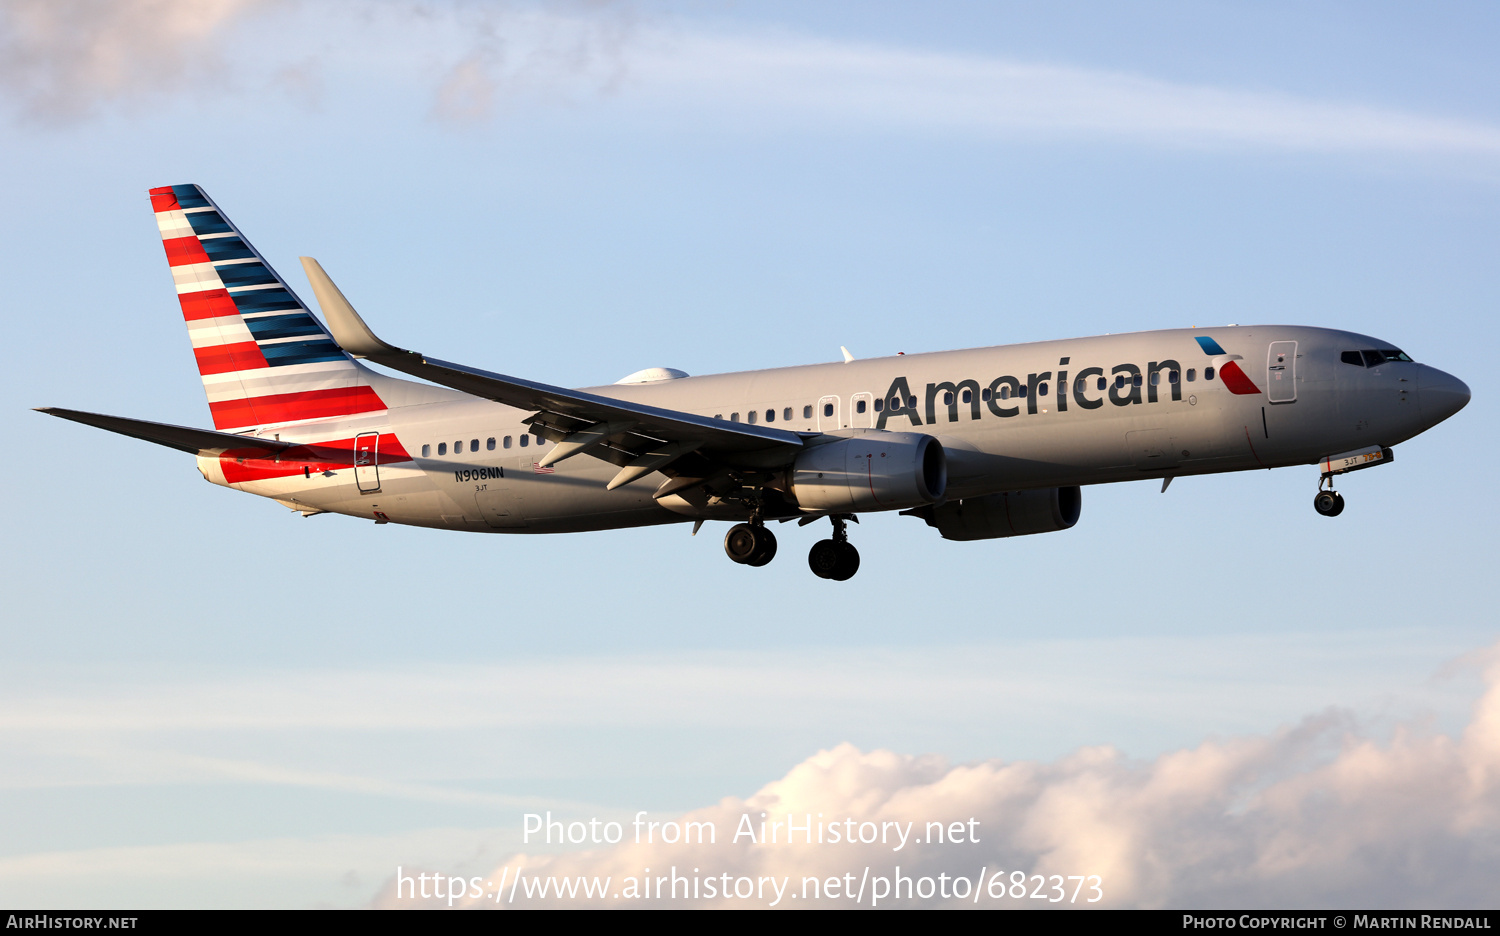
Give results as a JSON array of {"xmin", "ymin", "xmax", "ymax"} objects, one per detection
[{"xmin": 38, "ymin": 184, "xmax": 1471, "ymax": 581}]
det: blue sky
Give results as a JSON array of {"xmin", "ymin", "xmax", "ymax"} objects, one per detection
[{"xmin": 2, "ymin": 0, "xmax": 1497, "ymax": 908}]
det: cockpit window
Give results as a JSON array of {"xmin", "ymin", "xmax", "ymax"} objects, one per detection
[{"xmin": 1347, "ymin": 348, "xmax": 1414, "ymax": 367}]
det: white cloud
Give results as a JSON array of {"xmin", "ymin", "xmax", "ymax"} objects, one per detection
[
  {"xmin": 4, "ymin": 0, "xmax": 1497, "ymax": 163},
  {"xmin": 373, "ymin": 644, "xmax": 1500, "ymax": 908},
  {"xmin": 0, "ymin": 0, "xmax": 270, "ymax": 123},
  {"xmin": 625, "ymin": 29, "xmax": 1500, "ymax": 157}
]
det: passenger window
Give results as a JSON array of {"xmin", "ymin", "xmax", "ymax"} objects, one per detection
[
  {"xmin": 422, "ymin": 444, "xmax": 431, "ymax": 457},
  {"xmin": 999, "ymin": 385, "xmax": 1010, "ymax": 400},
  {"xmin": 503, "ymin": 436, "xmax": 512, "ymax": 448},
  {"xmin": 487, "ymin": 437, "xmax": 495, "ymax": 451},
  {"xmin": 1205, "ymin": 367, "xmax": 1215, "ymax": 381},
  {"xmin": 1037, "ymin": 382, "xmax": 1048, "ymax": 396},
  {"xmin": 943, "ymin": 391, "xmax": 954, "ymax": 405},
  {"xmin": 1132, "ymin": 375, "xmax": 1143, "ymax": 388},
  {"xmin": 1169, "ymin": 370, "xmax": 1179, "ymax": 384},
  {"xmin": 471, "ymin": 439, "xmax": 479, "ymax": 451},
  {"xmin": 855, "ymin": 400, "xmax": 867, "ymax": 414},
  {"xmin": 1114, "ymin": 375, "xmax": 1125, "ymax": 389},
  {"xmin": 1186, "ymin": 369, "xmax": 1196, "ymax": 382},
  {"xmin": 982, "ymin": 388, "xmax": 992, "ymax": 402},
  {"xmin": 715, "ymin": 414, "xmax": 723, "ymax": 420},
  {"xmin": 908, "ymin": 396, "xmax": 917, "ymax": 408},
  {"xmin": 1150, "ymin": 372, "xmax": 1160, "ymax": 385},
  {"xmin": 732, "ymin": 413, "xmax": 740, "ymax": 422},
  {"xmin": 1097, "ymin": 376, "xmax": 1106, "ymax": 391},
  {"xmin": 803, "ymin": 405, "xmax": 812, "ymax": 419},
  {"xmin": 822, "ymin": 404, "xmax": 832, "ymax": 418},
  {"xmin": 874, "ymin": 398, "xmax": 883, "ymax": 412},
  {"xmin": 520, "ymin": 435, "xmax": 529, "ymax": 447},
  {"xmin": 962, "ymin": 388, "xmax": 972, "ymax": 403},
  {"xmin": 1018, "ymin": 385, "xmax": 1028, "ymax": 398},
  {"xmin": 748, "ymin": 410, "xmax": 758, "ymax": 424},
  {"xmin": 438, "ymin": 442, "xmax": 447, "ymax": 456},
  {"xmin": 1074, "ymin": 378, "xmax": 1086, "ymax": 393},
  {"xmin": 765, "ymin": 409, "xmax": 775, "ymax": 423}
]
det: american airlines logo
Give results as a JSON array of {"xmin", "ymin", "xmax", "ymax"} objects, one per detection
[{"xmin": 873, "ymin": 339, "xmax": 1260, "ymax": 431}]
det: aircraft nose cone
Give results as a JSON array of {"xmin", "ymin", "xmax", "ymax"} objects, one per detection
[{"xmin": 1422, "ymin": 369, "xmax": 1471, "ymax": 425}]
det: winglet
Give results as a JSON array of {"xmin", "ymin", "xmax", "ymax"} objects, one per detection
[{"xmin": 299, "ymin": 257, "xmax": 404, "ymax": 358}]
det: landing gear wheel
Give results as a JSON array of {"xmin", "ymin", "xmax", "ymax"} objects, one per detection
[
  {"xmin": 725, "ymin": 523, "xmax": 777, "ymax": 566},
  {"xmin": 808, "ymin": 540, "xmax": 841, "ymax": 578},
  {"xmin": 829, "ymin": 541, "xmax": 860, "ymax": 581},
  {"xmin": 1313, "ymin": 490, "xmax": 1345, "ymax": 517},
  {"xmin": 809, "ymin": 540, "xmax": 860, "ymax": 580}
]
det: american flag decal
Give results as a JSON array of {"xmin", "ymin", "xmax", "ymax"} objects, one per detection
[{"xmin": 532, "ymin": 463, "xmax": 555, "ymax": 474}]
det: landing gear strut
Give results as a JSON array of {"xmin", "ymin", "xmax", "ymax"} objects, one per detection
[
  {"xmin": 808, "ymin": 515, "xmax": 860, "ymax": 581},
  {"xmin": 1314, "ymin": 477, "xmax": 1345, "ymax": 517},
  {"xmin": 724, "ymin": 521, "xmax": 777, "ymax": 566}
]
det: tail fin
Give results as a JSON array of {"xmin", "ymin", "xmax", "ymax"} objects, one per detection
[{"xmin": 149, "ymin": 184, "xmax": 388, "ymax": 431}]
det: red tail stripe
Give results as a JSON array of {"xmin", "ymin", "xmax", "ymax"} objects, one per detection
[
  {"xmin": 208, "ymin": 386, "xmax": 388, "ymax": 430},
  {"xmin": 178, "ymin": 288, "xmax": 239, "ymax": 322},
  {"xmin": 162, "ymin": 235, "xmax": 210, "ymax": 266},
  {"xmin": 149, "ymin": 192, "xmax": 180, "ymax": 212},
  {"xmin": 194, "ymin": 341, "xmax": 270, "ymax": 376}
]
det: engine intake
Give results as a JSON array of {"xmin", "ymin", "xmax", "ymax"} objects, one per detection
[
  {"xmin": 906, "ymin": 486, "xmax": 1081, "ymax": 540},
  {"xmin": 790, "ymin": 433, "xmax": 946, "ymax": 513}
]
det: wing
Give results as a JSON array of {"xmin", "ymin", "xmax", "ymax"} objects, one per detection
[{"xmin": 300, "ymin": 257, "xmax": 808, "ymax": 492}]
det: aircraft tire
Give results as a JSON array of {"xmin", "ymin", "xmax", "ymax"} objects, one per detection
[
  {"xmin": 808, "ymin": 539, "xmax": 841, "ymax": 579},
  {"xmin": 1313, "ymin": 491, "xmax": 1344, "ymax": 517},
  {"xmin": 748, "ymin": 526, "xmax": 778, "ymax": 567},
  {"xmin": 725, "ymin": 523, "xmax": 759, "ymax": 563},
  {"xmin": 830, "ymin": 542, "xmax": 860, "ymax": 581}
]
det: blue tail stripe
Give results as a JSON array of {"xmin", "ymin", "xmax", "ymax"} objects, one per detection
[
  {"xmin": 170, "ymin": 185, "xmax": 212, "ymax": 209},
  {"xmin": 1195, "ymin": 336, "xmax": 1227, "ymax": 356},
  {"xmin": 186, "ymin": 211, "xmax": 233, "ymax": 236},
  {"xmin": 214, "ymin": 262, "xmax": 279, "ymax": 288},
  {"xmin": 243, "ymin": 313, "xmax": 329, "ymax": 341},
  {"xmin": 260, "ymin": 339, "xmax": 346, "ymax": 366},
  {"xmin": 201, "ymin": 237, "xmax": 255, "ymax": 262},
  {"xmin": 229, "ymin": 287, "xmax": 304, "ymax": 315}
]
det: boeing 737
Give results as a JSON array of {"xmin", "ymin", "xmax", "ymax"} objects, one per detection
[{"xmin": 38, "ymin": 185, "xmax": 1471, "ymax": 580}]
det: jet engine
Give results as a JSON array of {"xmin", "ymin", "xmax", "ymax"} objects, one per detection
[
  {"xmin": 905, "ymin": 486, "xmax": 1081, "ymax": 541},
  {"xmin": 789, "ymin": 432, "xmax": 947, "ymax": 513}
]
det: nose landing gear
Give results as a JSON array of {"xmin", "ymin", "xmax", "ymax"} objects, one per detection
[
  {"xmin": 1313, "ymin": 489, "xmax": 1345, "ymax": 517},
  {"xmin": 808, "ymin": 515, "xmax": 860, "ymax": 581},
  {"xmin": 1313, "ymin": 474, "xmax": 1346, "ymax": 518}
]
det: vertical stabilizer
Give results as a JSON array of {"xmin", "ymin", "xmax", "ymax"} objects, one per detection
[{"xmin": 149, "ymin": 184, "xmax": 389, "ymax": 431}]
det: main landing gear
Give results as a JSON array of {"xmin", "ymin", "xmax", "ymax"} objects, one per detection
[
  {"xmin": 1313, "ymin": 477, "xmax": 1345, "ymax": 517},
  {"xmin": 808, "ymin": 515, "xmax": 859, "ymax": 581},
  {"xmin": 724, "ymin": 521, "xmax": 777, "ymax": 567},
  {"xmin": 721, "ymin": 514, "xmax": 861, "ymax": 580}
]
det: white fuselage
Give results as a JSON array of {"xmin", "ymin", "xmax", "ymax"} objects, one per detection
[{"xmin": 199, "ymin": 325, "xmax": 1466, "ymax": 533}]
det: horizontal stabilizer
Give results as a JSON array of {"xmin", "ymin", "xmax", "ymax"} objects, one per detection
[{"xmin": 36, "ymin": 407, "xmax": 293, "ymax": 457}]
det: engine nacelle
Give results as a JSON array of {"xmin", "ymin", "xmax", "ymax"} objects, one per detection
[
  {"xmin": 790, "ymin": 433, "xmax": 946, "ymax": 513},
  {"xmin": 907, "ymin": 486, "xmax": 1081, "ymax": 541}
]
